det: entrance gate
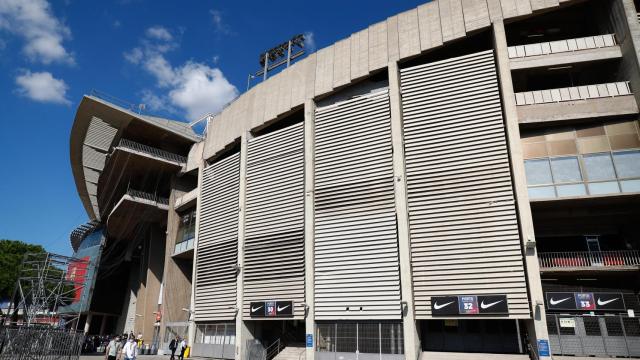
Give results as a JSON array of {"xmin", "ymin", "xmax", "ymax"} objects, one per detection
[{"xmin": 547, "ymin": 314, "xmax": 640, "ymax": 357}]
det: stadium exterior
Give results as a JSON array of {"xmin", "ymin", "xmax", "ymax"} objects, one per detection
[{"xmin": 68, "ymin": 0, "xmax": 640, "ymax": 359}]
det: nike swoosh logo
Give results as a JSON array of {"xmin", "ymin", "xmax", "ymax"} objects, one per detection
[
  {"xmin": 277, "ymin": 305, "xmax": 290, "ymax": 312},
  {"xmin": 433, "ymin": 301, "xmax": 454, "ymax": 310},
  {"xmin": 480, "ymin": 300, "xmax": 504, "ymax": 309},
  {"xmin": 251, "ymin": 305, "xmax": 263, "ymax": 312},
  {"xmin": 549, "ymin": 297, "xmax": 571, "ymax": 306},
  {"xmin": 597, "ymin": 298, "xmax": 619, "ymax": 306}
]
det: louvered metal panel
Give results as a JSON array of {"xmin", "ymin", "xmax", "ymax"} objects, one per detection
[
  {"xmin": 82, "ymin": 145, "xmax": 106, "ymax": 170},
  {"xmin": 84, "ymin": 116, "xmax": 118, "ymax": 151},
  {"xmin": 314, "ymin": 90, "xmax": 401, "ymax": 320},
  {"xmin": 195, "ymin": 153, "xmax": 240, "ymax": 321},
  {"xmin": 243, "ymin": 122, "xmax": 305, "ymax": 318},
  {"xmin": 400, "ymin": 50, "xmax": 530, "ymax": 318}
]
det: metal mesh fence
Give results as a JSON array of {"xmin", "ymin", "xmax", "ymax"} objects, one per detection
[
  {"xmin": 546, "ymin": 314, "xmax": 640, "ymax": 357},
  {"xmin": 316, "ymin": 322, "xmax": 404, "ymax": 355},
  {"xmin": 0, "ymin": 326, "xmax": 83, "ymax": 360}
]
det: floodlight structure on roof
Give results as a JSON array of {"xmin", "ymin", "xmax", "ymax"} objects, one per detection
[{"xmin": 247, "ymin": 34, "xmax": 306, "ymax": 90}]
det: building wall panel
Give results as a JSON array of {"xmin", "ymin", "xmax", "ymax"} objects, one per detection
[
  {"xmin": 369, "ymin": 22, "xmax": 389, "ymax": 72},
  {"xmin": 462, "ymin": 0, "xmax": 491, "ymax": 32},
  {"xmin": 333, "ymin": 38, "xmax": 352, "ymax": 88},
  {"xmin": 194, "ymin": 153, "xmax": 240, "ymax": 321},
  {"xmin": 350, "ymin": 29, "xmax": 370, "ymax": 80},
  {"xmin": 314, "ymin": 89, "xmax": 401, "ymax": 320},
  {"xmin": 400, "ymin": 50, "xmax": 530, "ymax": 318},
  {"xmin": 398, "ymin": 9, "xmax": 422, "ymax": 59},
  {"xmin": 244, "ymin": 123, "xmax": 305, "ymax": 318}
]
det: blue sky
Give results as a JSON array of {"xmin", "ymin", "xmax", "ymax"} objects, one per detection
[{"xmin": 0, "ymin": 0, "xmax": 425, "ymax": 255}]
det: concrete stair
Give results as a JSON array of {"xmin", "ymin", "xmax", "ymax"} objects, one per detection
[
  {"xmin": 273, "ymin": 345, "xmax": 306, "ymax": 360},
  {"xmin": 420, "ymin": 352, "xmax": 529, "ymax": 360}
]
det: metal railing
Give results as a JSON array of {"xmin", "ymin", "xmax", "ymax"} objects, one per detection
[
  {"xmin": 508, "ymin": 34, "xmax": 617, "ymax": 59},
  {"xmin": 117, "ymin": 138, "xmax": 187, "ymax": 164},
  {"xmin": 538, "ymin": 250, "xmax": 640, "ymax": 269},
  {"xmin": 126, "ymin": 189, "xmax": 169, "ymax": 206},
  {"xmin": 264, "ymin": 338, "xmax": 283, "ymax": 360},
  {"xmin": 515, "ymin": 81, "xmax": 632, "ymax": 106}
]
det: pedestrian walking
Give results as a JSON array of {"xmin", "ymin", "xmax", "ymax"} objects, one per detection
[
  {"xmin": 169, "ymin": 335, "xmax": 178, "ymax": 360},
  {"xmin": 105, "ymin": 335, "xmax": 122, "ymax": 360},
  {"xmin": 178, "ymin": 337, "xmax": 187, "ymax": 360},
  {"xmin": 122, "ymin": 337, "xmax": 138, "ymax": 360}
]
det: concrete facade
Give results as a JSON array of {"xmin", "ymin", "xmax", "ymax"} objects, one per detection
[{"xmin": 69, "ymin": 0, "xmax": 640, "ymax": 359}]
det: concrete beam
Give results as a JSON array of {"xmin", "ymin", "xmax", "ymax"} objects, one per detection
[
  {"xmin": 493, "ymin": 20, "xmax": 551, "ymax": 358},
  {"xmin": 509, "ymin": 46, "xmax": 622, "ymax": 71},
  {"xmin": 388, "ymin": 61, "xmax": 419, "ymax": 360},
  {"xmin": 304, "ymin": 99, "xmax": 316, "ymax": 360},
  {"xmin": 187, "ymin": 161, "xmax": 205, "ymax": 347},
  {"xmin": 517, "ymin": 95, "xmax": 639, "ymax": 124}
]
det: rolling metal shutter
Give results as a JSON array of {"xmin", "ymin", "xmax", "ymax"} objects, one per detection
[
  {"xmin": 314, "ymin": 89, "xmax": 402, "ymax": 320},
  {"xmin": 195, "ymin": 153, "xmax": 240, "ymax": 321},
  {"xmin": 400, "ymin": 50, "xmax": 530, "ymax": 318},
  {"xmin": 244, "ymin": 122, "xmax": 305, "ymax": 318}
]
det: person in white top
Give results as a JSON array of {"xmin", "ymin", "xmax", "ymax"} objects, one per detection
[
  {"xmin": 178, "ymin": 338, "xmax": 187, "ymax": 360},
  {"xmin": 122, "ymin": 337, "xmax": 138, "ymax": 360}
]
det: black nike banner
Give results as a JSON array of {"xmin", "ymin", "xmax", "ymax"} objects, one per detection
[
  {"xmin": 431, "ymin": 296, "xmax": 458, "ymax": 316},
  {"xmin": 477, "ymin": 295, "xmax": 509, "ymax": 314},
  {"xmin": 593, "ymin": 293, "xmax": 625, "ymax": 311},
  {"xmin": 250, "ymin": 300, "xmax": 294, "ymax": 318},
  {"xmin": 546, "ymin": 292, "xmax": 576, "ymax": 311},
  {"xmin": 545, "ymin": 292, "xmax": 626, "ymax": 311},
  {"xmin": 431, "ymin": 296, "xmax": 459, "ymax": 316},
  {"xmin": 431, "ymin": 295, "xmax": 508, "ymax": 316}
]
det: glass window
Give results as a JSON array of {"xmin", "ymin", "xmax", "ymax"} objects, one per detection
[
  {"xmin": 525, "ymin": 159, "xmax": 553, "ymax": 185},
  {"xmin": 556, "ymin": 184, "xmax": 587, "ymax": 197},
  {"xmin": 583, "ymin": 153, "xmax": 616, "ymax": 181},
  {"xmin": 550, "ymin": 157, "xmax": 582, "ymax": 183},
  {"xmin": 620, "ymin": 179, "xmax": 640, "ymax": 193},
  {"xmin": 528, "ymin": 186, "xmax": 556, "ymax": 199},
  {"xmin": 613, "ymin": 150, "xmax": 640, "ymax": 179},
  {"xmin": 176, "ymin": 208, "xmax": 196, "ymax": 245},
  {"xmin": 587, "ymin": 181, "xmax": 620, "ymax": 195}
]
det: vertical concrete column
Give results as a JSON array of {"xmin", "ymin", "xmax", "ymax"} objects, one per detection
[
  {"xmin": 236, "ymin": 132, "xmax": 251, "ymax": 360},
  {"xmin": 84, "ymin": 313, "xmax": 93, "ymax": 334},
  {"xmin": 304, "ymin": 99, "xmax": 316, "ymax": 360},
  {"xmin": 99, "ymin": 315, "xmax": 108, "ymax": 335},
  {"xmin": 187, "ymin": 159, "xmax": 206, "ymax": 347},
  {"xmin": 493, "ymin": 20, "xmax": 551, "ymax": 358},
  {"xmin": 619, "ymin": 0, "xmax": 640, "ymax": 106},
  {"xmin": 388, "ymin": 61, "xmax": 420, "ymax": 360}
]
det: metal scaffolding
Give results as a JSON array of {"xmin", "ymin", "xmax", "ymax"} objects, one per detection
[{"xmin": 0, "ymin": 252, "xmax": 90, "ymax": 360}]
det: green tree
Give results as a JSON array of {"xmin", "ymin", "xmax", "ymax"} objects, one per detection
[{"xmin": 0, "ymin": 239, "xmax": 46, "ymax": 301}]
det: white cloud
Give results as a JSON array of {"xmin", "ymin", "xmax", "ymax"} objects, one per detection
[
  {"xmin": 0, "ymin": 0, "xmax": 74, "ymax": 64},
  {"xmin": 146, "ymin": 26, "xmax": 172, "ymax": 41},
  {"xmin": 304, "ymin": 31, "xmax": 316, "ymax": 52},
  {"xmin": 209, "ymin": 9, "xmax": 231, "ymax": 34},
  {"xmin": 125, "ymin": 26, "xmax": 238, "ymax": 121},
  {"xmin": 15, "ymin": 70, "xmax": 70, "ymax": 105},
  {"xmin": 168, "ymin": 62, "xmax": 238, "ymax": 120}
]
